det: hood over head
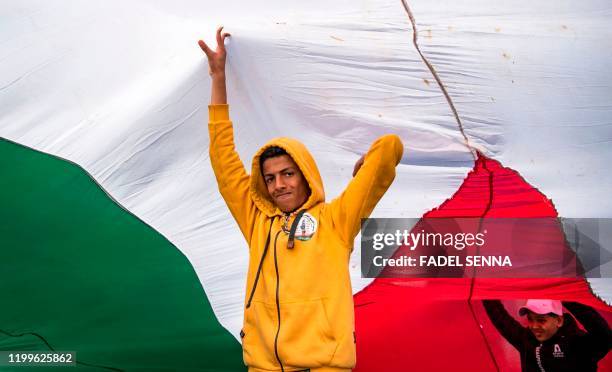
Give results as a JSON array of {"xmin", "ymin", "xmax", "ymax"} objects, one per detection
[{"xmin": 250, "ymin": 137, "xmax": 325, "ymax": 217}]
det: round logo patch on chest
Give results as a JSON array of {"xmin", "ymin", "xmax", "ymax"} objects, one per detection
[{"xmin": 294, "ymin": 213, "xmax": 318, "ymax": 241}]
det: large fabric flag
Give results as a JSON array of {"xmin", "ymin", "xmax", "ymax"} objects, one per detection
[{"xmin": 1, "ymin": 0, "xmax": 611, "ymax": 370}]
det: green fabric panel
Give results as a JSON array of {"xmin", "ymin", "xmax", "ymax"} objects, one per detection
[{"xmin": 0, "ymin": 138, "xmax": 245, "ymax": 371}]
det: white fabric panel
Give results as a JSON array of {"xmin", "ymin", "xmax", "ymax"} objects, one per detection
[{"xmin": 1, "ymin": 0, "xmax": 610, "ymax": 339}]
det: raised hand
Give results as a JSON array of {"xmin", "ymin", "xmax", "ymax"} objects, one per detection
[
  {"xmin": 353, "ymin": 154, "xmax": 365, "ymax": 177},
  {"xmin": 198, "ymin": 26, "xmax": 231, "ymax": 78},
  {"xmin": 198, "ymin": 26, "xmax": 231, "ymax": 104}
]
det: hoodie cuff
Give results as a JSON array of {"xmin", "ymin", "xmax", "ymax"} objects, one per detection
[{"xmin": 208, "ymin": 104, "xmax": 230, "ymax": 122}]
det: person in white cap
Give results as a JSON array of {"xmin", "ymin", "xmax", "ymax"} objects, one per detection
[{"xmin": 483, "ymin": 299, "xmax": 611, "ymax": 371}]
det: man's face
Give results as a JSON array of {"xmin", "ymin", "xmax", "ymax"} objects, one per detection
[
  {"xmin": 527, "ymin": 312, "xmax": 563, "ymax": 342},
  {"xmin": 262, "ymin": 154, "xmax": 310, "ymax": 213}
]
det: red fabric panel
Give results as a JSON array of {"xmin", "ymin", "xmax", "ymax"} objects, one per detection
[{"xmin": 354, "ymin": 154, "xmax": 612, "ymax": 371}]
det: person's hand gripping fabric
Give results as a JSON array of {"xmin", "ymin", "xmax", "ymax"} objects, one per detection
[{"xmin": 198, "ymin": 26, "xmax": 231, "ymax": 104}]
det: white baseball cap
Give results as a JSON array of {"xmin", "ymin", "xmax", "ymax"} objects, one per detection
[{"xmin": 519, "ymin": 299, "xmax": 563, "ymax": 317}]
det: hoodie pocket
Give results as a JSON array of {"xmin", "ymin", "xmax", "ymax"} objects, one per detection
[
  {"xmin": 277, "ymin": 299, "xmax": 338, "ymax": 367},
  {"xmin": 242, "ymin": 302, "xmax": 278, "ymax": 369}
]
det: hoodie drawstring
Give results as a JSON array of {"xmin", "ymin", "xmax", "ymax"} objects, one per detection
[
  {"xmin": 246, "ymin": 216, "xmax": 276, "ymax": 309},
  {"xmin": 245, "ymin": 209, "xmax": 307, "ymax": 308},
  {"xmin": 287, "ymin": 209, "xmax": 306, "ymax": 249}
]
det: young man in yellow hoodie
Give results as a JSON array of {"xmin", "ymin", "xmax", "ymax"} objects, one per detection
[{"xmin": 199, "ymin": 27, "xmax": 404, "ymax": 372}]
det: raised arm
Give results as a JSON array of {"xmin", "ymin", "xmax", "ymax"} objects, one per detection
[
  {"xmin": 199, "ymin": 26, "xmax": 230, "ymax": 104},
  {"xmin": 328, "ymin": 134, "xmax": 403, "ymax": 248},
  {"xmin": 483, "ymin": 300, "xmax": 530, "ymax": 351},
  {"xmin": 199, "ymin": 27, "xmax": 257, "ymax": 243},
  {"xmin": 563, "ymin": 301, "xmax": 612, "ymax": 360}
]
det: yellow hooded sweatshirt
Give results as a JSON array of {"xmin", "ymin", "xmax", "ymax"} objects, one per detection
[{"xmin": 209, "ymin": 104, "xmax": 403, "ymax": 372}]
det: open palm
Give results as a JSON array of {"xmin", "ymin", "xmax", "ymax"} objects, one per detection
[{"xmin": 198, "ymin": 26, "xmax": 231, "ymax": 76}]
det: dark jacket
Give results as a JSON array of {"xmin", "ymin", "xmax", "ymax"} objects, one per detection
[{"xmin": 483, "ymin": 300, "xmax": 611, "ymax": 372}]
